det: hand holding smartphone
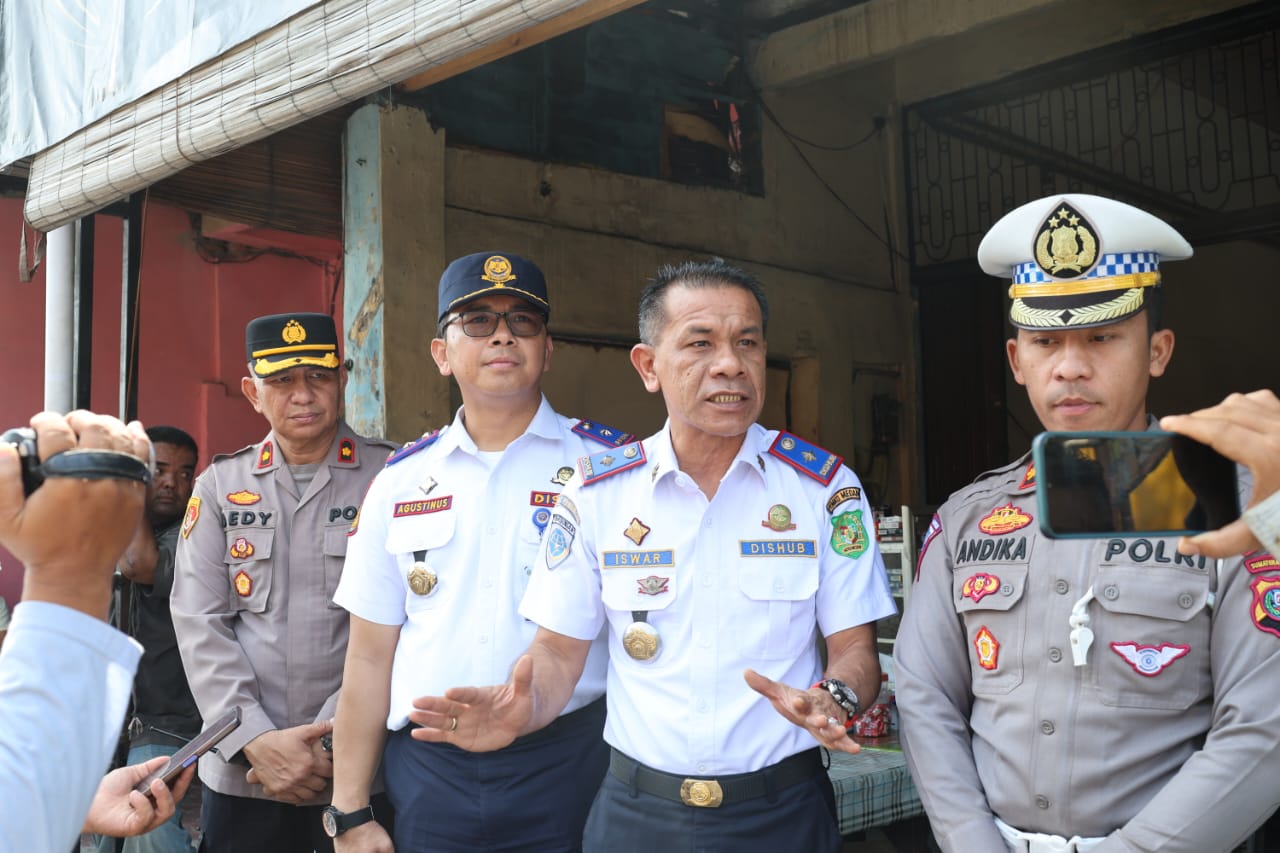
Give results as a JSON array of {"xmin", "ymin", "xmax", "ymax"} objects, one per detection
[
  {"xmin": 133, "ymin": 707, "xmax": 241, "ymax": 794},
  {"xmin": 1032, "ymin": 431, "xmax": 1241, "ymax": 538}
]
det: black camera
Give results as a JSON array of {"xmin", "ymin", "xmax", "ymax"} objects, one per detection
[
  {"xmin": 1, "ymin": 427, "xmax": 44, "ymax": 496},
  {"xmin": 1, "ymin": 426, "xmax": 153, "ymax": 496}
]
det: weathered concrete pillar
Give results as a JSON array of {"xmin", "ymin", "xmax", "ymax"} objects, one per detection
[{"xmin": 343, "ymin": 102, "xmax": 451, "ymax": 443}]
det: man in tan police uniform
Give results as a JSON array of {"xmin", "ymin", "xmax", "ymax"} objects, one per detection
[
  {"xmin": 895, "ymin": 195, "xmax": 1280, "ymax": 852},
  {"xmin": 171, "ymin": 313, "xmax": 395, "ymax": 852}
]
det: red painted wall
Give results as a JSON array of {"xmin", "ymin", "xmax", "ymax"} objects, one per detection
[{"xmin": 0, "ymin": 197, "xmax": 343, "ymax": 604}]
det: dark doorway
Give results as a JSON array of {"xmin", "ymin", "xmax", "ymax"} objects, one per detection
[{"xmin": 916, "ymin": 269, "xmax": 1009, "ymax": 505}]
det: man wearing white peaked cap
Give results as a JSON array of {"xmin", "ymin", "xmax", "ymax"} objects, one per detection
[{"xmin": 895, "ymin": 193, "xmax": 1280, "ymax": 853}]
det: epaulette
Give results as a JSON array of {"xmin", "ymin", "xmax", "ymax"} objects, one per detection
[
  {"xmin": 954, "ymin": 452, "xmax": 1033, "ymax": 503},
  {"xmin": 767, "ymin": 431, "xmax": 841, "ymax": 486},
  {"xmin": 572, "ymin": 419, "xmax": 635, "ymax": 448},
  {"xmin": 579, "ymin": 441, "xmax": 646, "ymax": 486},
  {"xmin": 386, "ymin": 428, "xmax": 444, "ymax": 467}
]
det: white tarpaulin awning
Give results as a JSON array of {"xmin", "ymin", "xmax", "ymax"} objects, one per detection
[{"xmin": 18, "ymin": 0, "xmax": 639, "ymax": 232}]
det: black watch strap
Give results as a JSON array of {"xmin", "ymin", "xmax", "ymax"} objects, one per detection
[{"xmin": 324, "ymin": 804, "xmax": 375, "ymax": 837}]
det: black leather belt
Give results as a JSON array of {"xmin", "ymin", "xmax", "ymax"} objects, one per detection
[{"xmin": 609, "ymin": 747, "xmax": 823, "ymax": 808}]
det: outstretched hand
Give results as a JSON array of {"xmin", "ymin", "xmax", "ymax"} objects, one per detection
[
  {"xmin": 82, "ymin": 755, "xmax": 194, "ymax": 837},
  {"xmin": 408, "ymin": 654, "xmax": 536, "ymax": 752},
  {"xmin": 1162, "ymin": 389, "xmax": 1280, "ymax": 558},
  {"xmin": 744, "ymin": 669, "xmax": 860, "ymax": 754}
]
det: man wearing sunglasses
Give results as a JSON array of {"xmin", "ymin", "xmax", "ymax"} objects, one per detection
[{"xmin": 330, "ymin": 252, "xmax": 621, "ymax": 852}]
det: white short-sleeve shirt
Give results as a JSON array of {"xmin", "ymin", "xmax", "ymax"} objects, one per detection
[
  {"xmin": 336, "ymin": 397, "xmax": 612, "ymax": 729},
  {"xmin": 520, "ymin": 422, "xmax": 896, "ymax": 775}
]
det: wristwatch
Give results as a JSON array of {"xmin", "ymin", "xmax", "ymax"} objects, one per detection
[
  {"xmin": 814, "ymin": 678, "xmax": 862, "ymax": 727},
  {"xmin": 322, "ymin": 804, "xmax": 375, "ymax": 838}
]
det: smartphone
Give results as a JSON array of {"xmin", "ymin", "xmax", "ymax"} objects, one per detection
[
  {"xmin": 1031, "ymin": 431, "xmax": 1241, "ymax": 538},
  {"xmin": 133, "ymin": 706, "xmax": 241, "ymax": 793}
]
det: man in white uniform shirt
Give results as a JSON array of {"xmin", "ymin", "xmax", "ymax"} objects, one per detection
[
  {"xmin": 330, "ymin": 251, "xmax": 621, "ymax": 851},
  {"xmin": 409, "ymin": 258, "xmax": 895, "ymax": 852}
]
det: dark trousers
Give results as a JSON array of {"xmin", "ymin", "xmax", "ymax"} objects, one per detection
[
  {"xmin": 583, "ymin": 752, "xmax": 842, "ymax": 853},
  {"xmin": 383, "ymin": 697, "xmax": 608, "ymax": 852},
  {"xmin": 199, "ymin": 789, "xmax": 392, "ymax": 853}
]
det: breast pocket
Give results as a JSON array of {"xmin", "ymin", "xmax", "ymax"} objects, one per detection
[
  {"xmin": 323, "ymin": 525, "xmax": 350, "ymax": 609},
  {"xmin": 386, "ymin": 512, "xmax": 457, "ymax": 614},
  {"xmin": 737, "ymin": 558, "xmax": 820, "ymax": 661},
  {"xmin": 225, "ymin": 528, "xmax": 275, "ymax": 613},
  {"xmin": 1090, "ymin": 565, "xmax": 1211, "ymax": 710},
  {"xmin": 954, "ymin": 565, "xmax": 1028, "ymax": 696}
]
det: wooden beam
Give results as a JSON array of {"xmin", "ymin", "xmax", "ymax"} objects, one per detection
[
  {"xmin": 399, "ymin": 0, "xmax": 646, "ymax": 92},
  {"xmin": 750, "ymin": 0, "xmax": 1065, "ymax": 91}
]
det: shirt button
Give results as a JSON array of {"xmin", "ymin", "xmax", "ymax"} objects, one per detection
[
  {"xmin": 1040, "ymin": 720, "xmax": 1055, "ymax": 735},
  {"xmin": 774, "ymin": 582, "xmax": 785, "ymax": 593},
  {"xmin": 1035, "ymin": 795, "xmax": 1050, "ymax": 810},
  {"xmin": 1054, "ymin": 579, "xmax": 1069, "ymax": 595},
  {"xmin": 696, "ymin": 700, "xmax": 707, "ymax": 712},
  {"xmin": 1178, "ymin": 592, "xmax": 1195, "ymax": 609},
  {"xmin": 478, "ymin": 635, "xmax": 488, "ymax": 644},
  {"xmin": 697, "ymin": 763, "xmax": 707, "ymax": 772},
  {"xmin": 702, "ymin": 575, "xmax": 713, "ymax": 587},
  {"xmin": 704, "ymin": 518, "xmax": 712, "ymax": 528},
  {"xmin": 1102, "ymin": 585, "xmax": 1120, "ymax": 601},
  {"xmin": 1048, "ymin": 647, "xmax": 1062, "ymax": 663},
  {"xmin": 699, "ymin": 635, "xmax": 711, "ymax": 648},
  {"xmin": 483, "ymin": 579, "xmax": 494, "ymax": 588},
  {"xmin": 1000, "ymin": 583, "xmax": 1014, "ymax": 596}
]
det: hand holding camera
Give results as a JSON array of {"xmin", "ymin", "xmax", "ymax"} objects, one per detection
[{"xmin": 0, "ymin": 411, "xmax": 153, "ymax": 619}]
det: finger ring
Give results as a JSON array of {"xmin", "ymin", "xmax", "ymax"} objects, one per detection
[
  {"xmin": 449, "ymin": 716, "xmax": 458, "ymax": 732},
  {"xmin": 827, "ymin": 716, "xmax": 839, "ymax": 728}
]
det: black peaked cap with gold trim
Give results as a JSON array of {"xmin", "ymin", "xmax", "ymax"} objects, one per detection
[
  {"xmin": 438, "ymin": 252, "xmax": 550, "ymax": 321},
  {"xmin": 978, "ymin": 193, "xmax": 1192, "ymax": 330},
  {"xmin": 246, "ymin": 312, "xmax": 341, "ymax": 377}
]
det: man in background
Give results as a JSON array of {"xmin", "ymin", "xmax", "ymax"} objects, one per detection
[{"xmin": 95, "ymin": 425, "xmax": 203, "ymax": 852}]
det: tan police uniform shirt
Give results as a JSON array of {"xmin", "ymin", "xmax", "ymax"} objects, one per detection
[
  {"xmin": 171, "ymin": 422, "xmax": 395, "ymax": 801},
  {"xmin": 895, "ymin": 438, "xmax": 1280, "ymax": 853}
]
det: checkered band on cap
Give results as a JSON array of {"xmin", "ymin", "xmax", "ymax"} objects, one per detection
[{"xmin": 1014, "ymin": 252, "xmax": 1160, "ymax": 285}]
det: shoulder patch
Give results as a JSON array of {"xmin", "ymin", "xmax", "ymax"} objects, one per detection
[
  {"xmin": 579, "ymin": 442, "xmax": 646, "ymax": 485},
  {"xmin": 572, "ymin": 419, "xmax": 635, "ymax": 448},
  {"xmin": 768, "ymin": 431, "xmax": 842, "ymax": 485},
  {"xmin": 386, "ymin": 428, "xmax": 444, "ymax": 467}
]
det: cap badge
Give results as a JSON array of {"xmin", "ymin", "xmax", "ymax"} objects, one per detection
[
  {"xmin": 1034, "ymin": 202, "xmax": 1099, "ymax": 279},
  {"xmin": 482, "ymin": 255, "xmax": 517, "ymax": 285},
  {"xmin": 281, "ymin": 319, "xmax": 307, "ymax": 345},
  {"xmin": 624, "ymin": 517, "xmax": 651, "ymax": 546}
]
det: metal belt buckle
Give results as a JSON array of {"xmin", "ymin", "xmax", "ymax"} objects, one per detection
[{"xmin": 679, "ymin": 778, "xmax": 724, "ymax": 808}]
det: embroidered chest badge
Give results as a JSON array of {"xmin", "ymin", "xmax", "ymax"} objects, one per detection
[
  {"xmin": 1251, "ymin": 576, "xmax": 1280, "ymax": 639},
  {"xmin": 1109, "ymin": 642, "xmax": 1190, "ymax": 676},
  {"xmin": 636, "ymin": 575, "xmax": 669, "ymax": 596},
  {"xmin": 974, "ymin": 626, "xmax": 999, "ymax": 670},
  {"xmin": 979, "ymin": 504, "xmax": 1032, "ymax": 535},
  {"xmin": 229, "ymin": 537, "xmax": 255, "ymax": 560},
  {"xmin": 226, "ymin": 490, "xmax": 261, "ymax": 506},
  {"xmin": 961, "ymin": 573, "xmax": 1000, "ymax": 603},
  {"xmin": 234, "ymin": 570, "xmax": 253, "ymax": 597}
]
